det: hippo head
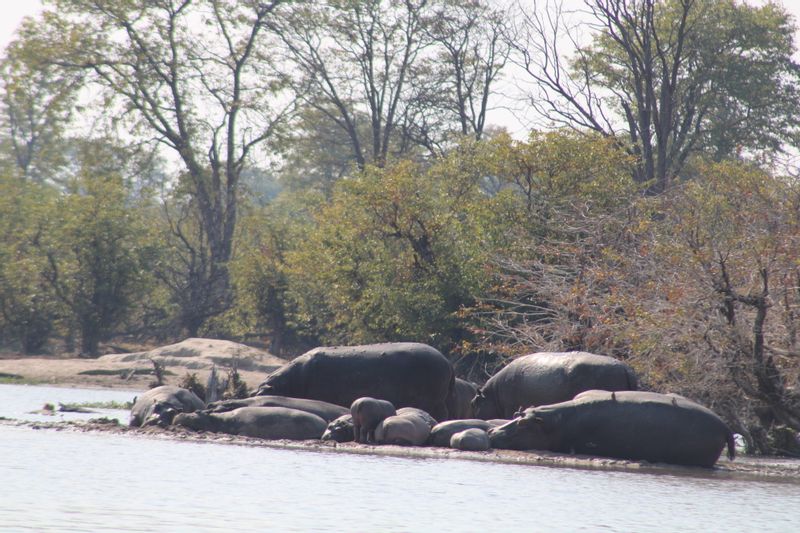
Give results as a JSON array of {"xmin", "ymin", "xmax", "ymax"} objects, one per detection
[
  {"xmin": 173, "ymin": 410, "xmax": 214, "ymax": 432},
  {"xmin": 488, "ymin": 408, "xmax": 551, "ymax": 451},
  {"xmin": 141, "ymin": 400, "xmax": 183, "ymax": 427},
  {"xmin": 471, "ymin": 389, "xmax": 498, "ymax": 420},
  {"xmin": 321, "ymin": 414, "xmax": 354, "ymax": 443}
]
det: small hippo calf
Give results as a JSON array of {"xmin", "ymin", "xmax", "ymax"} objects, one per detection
[
  {"xmin": 374, "ymin": 409, "xmax": 433, "ymax": 446},
  {"xmin": 351, "ymin": 397, "xmax": 397, "ymax": 443},
  {"xmin": 450, "ymin": 428, "xmax": 491, "ymax": 451},
  {"xmin": 428, "ymin": 419, "xmax": 494, "ymax": 447},
  {"xmin": 322, "ymin": 414, "xmax": 355, "ymax": 443}
]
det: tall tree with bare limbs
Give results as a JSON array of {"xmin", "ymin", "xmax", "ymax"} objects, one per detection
[
  {"xmin": 512, "ymin": 0, "xmax": 800, "ymax": 192},
  {"xmin": 30, "ymin": 0, "xmax": 292, "ymax": 334},
  {"xmin": 271, "ymin": 0, "xmax": 433, "ymax": 169}
]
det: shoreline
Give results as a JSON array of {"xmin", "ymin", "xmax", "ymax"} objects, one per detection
[
  {"xmin": 3, "ymin": 354, "xmax": 800, "ymax": 483},
  {"xmin": 2, "ymin": 416, "xmax": 799, "ymax": 484}
]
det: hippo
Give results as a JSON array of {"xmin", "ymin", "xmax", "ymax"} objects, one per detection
[
  {"xmin": 450, "ymin": 428, "xmax": 491, "ymax": 451},
  {"xmin": 428, "ymin": 419, "xmax": 494, "ymax": 447},
  {"xmin": 396, "ymin": 407, "xmax": 437, "ymax": 429},
  {"xmin": 129, "ymin": 385, "xmax": 205, "ymax": 427},
  {"xmin": 254, "ymin": 342, "xmax": 454, "ymax": 420},
  {"xmin": 351, "ymin": 397, "xmax": 397, "ymax": 443},
  {"xmin": 374, "ymin": 409, "xmax": 433, "ymax": 446},
  {"xmin": 173, "ymin": 406, "xmax": 328, "ymax": 440},
  {"xmin": 488, "ymin": 390, "xmax": 736, "ymax": 468},
  {"xmin": 322, "ymin": 414, "xmax": 355, "ymax": 443},
  {"xmin": 208, "ymin": 395, "xmax": 348, "ymax": 422},
  {"xmin": 445, "ymin": 378, "xmax": 479, "ymax": 420},
  {"xmin": 472, "ymin": 352, "xmax": 638, "ymax": 419}
]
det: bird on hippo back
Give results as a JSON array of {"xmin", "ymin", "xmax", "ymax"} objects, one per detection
[
  {"xmin": 472, "ymin": 351, "xmax": 638, "ymax": 420},
  {"xmin": 488, "ymin": 390, "xmax": 736, "ymax": 468},
  {"xmin": 253, "ymin": 342, "xmax": 455, "ymax": 421}
]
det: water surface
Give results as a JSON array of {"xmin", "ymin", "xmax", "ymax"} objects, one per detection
[{"xmin": 1, "ymin": 385, "xmax": 799, "ymax": 532}]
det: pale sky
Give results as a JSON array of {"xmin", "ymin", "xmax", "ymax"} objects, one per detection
[{"xmin": 0, "ymin": 1, "xmax": 42, "ymax": 50}]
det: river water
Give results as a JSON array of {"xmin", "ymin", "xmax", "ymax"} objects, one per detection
[{"xmin": 1, "ymin": 384, "xmax": 799, "ymax": 532}]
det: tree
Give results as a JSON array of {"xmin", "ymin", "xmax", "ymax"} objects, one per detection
[
  {"xmin": 35, "ymin": 0, "xmax": 291, "ymax": 335},
  {"xmin": 38, "ymin": 140, "xmax": 158, "ymax": 356},
  {"xmin": 469, "ymin": 130, "xmax": 639, "ymax": 359},
  {"xmin": 0, "ymin": 173, "xmax": 60, "ymax": 353},
  {"xmin": 652, "ymin": 163, "xmax": 800, "ymax": 452},
  {"xmin": 227, "ymin": 190, "xmax": 325, "ymax": 354},
  {"xmin": 426, "ymin": 0, "xmax": 510, "ymax": 141},
  {"xmin": 272, "ymin": 0, "xmax": 510, "ymax": 170},
  {"xmin": 512, "ymin": 0, "xmax": 800, "ymax": 192},
  {"xmin": 272, "ymin": 0, "xmax": 434, "ymax": 169},
  {"xmin": 286, "ymin": 142, "xmax": 506, "ymax": 348},
  {"xmin": 0, "ymin": 16, "xmax": 83, "ymax": 185}
]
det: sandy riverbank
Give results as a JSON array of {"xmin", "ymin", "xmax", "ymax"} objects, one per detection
[{"xmin": 0, "ymin": 339, "xmax": 279, "ymax": 391}]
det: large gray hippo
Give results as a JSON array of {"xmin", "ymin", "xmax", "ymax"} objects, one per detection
[
  {"xmin": 488, "ymin": 390, "xmax": 736, "ymax": 468},
  {"xmin": 173, "ymin": 406, "xmax": 328, "ymax": 440},
  {"xmin": 254, "ymin": 343, "xmax": 454, "ymax": 420},
  {"xmin": 208, "ymin": 395, "xmax": 348, "ymax": 422},
  {"xmin": 446, "ymin": 378, "xmax": 479, "ymax": 420},
  {"xmin": 129, "ymin": 385, "xmax": 205, "ymax": 427},
  {"xmin": 472, "ymin": 352, "xmax": 637, "ymax": 419}
]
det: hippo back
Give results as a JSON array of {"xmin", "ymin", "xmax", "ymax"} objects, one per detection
[
  {"xmin": 255, "ymin": 343, "xmax": 454, "ymax": 420},
  {"xmin": 208, "ymin": 395, "xmax": 348, "ymax": 422},
  {"xmin": 476, "ymin": 352, "xmax": 637, "ymax": 419},
  {"xmin": 490, "ymin": 390, "xmax": 734, "ymax": 467},
  {"xmin": 445, "ymin": 378, "xmax": 479, "ymax": 420},
  {"xmin": 129, "ymin": 385, "xmax": 205, "ymax": 427}
]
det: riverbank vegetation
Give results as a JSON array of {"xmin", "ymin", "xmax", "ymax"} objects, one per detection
[{"xmin": 1, "ymin": 0, "xmax": 800, "ymax": 455}]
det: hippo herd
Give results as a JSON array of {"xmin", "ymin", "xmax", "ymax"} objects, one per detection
[{"xmin": 129, "ymin": 342, "xmax": 736, "ymax": 468}]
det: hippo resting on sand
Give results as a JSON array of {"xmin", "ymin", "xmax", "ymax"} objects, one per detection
[
  {"xmin": 173, "ymin": 406, "xmax": 328, "ymax": 440},
  {"xmin": 254, "ymin": 343, "xmax": 454, "ymax": 420},
  {"xmin": 130, "ymin": 386, "xmax": 205, "ymax": 427},
  {"xmin": 488, "ymin": 390, "xmax": 736, "ymax": 468},
  {"xmin": 428, "ymin": 419, "xmax": 494, "ymax": 447},
  {"xmin": 446, "ymin": 378, "xmax": 479, "ymax": 420},
  {"xmin": 374, "ymin": 408, "xmax": 437, "ymax": 446},
  {"xmin": 450, "ymin": 428, "xmax": 490, "ymax": 451},
  {"xmin": 208, "ymin": 396, "xmax": 348, "ymax": 423},
  {"xmin": 473, "ymin": 352, "xmax": 638, "ymax": 419},
  {"xmin": 351, "ymin": 397, "xmax": 397, "ymax": 443},
  {"xmin": 322, "ymin": 414, "xmax": 355, "ymax": 442}
]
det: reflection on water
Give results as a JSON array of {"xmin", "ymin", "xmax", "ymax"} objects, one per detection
[{"xmin": 1, "ymin": 385, "xmax": 799, "ymax": 532}]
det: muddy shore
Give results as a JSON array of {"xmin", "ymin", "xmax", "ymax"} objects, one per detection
[{"xmin": 3, "ymin": 416, "xmax": 799, "ymax": 484}]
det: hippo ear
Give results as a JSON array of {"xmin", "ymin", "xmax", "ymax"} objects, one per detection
[{"xmin": 517, "ymin": 415, "xmax": 544, "ymax": 428}]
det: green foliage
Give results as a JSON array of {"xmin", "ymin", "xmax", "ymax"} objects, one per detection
[
  {"xmin": 0, "ymin": 173, "xmax": 60, "ymax": 352},
  {"xmin": 39, "ymin": 141, "xmax": 159, "ymax": 355},
  {"xmin": 286, "ymin": 145, "xmax": 501, "ymax": 347},
  {"xmin": 575, "ymin": 0, "xmax": 800, "ymax": 186},
  {"xmin": 226, "ymin": 190, "xmax": 325, "ymax": 353}
]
